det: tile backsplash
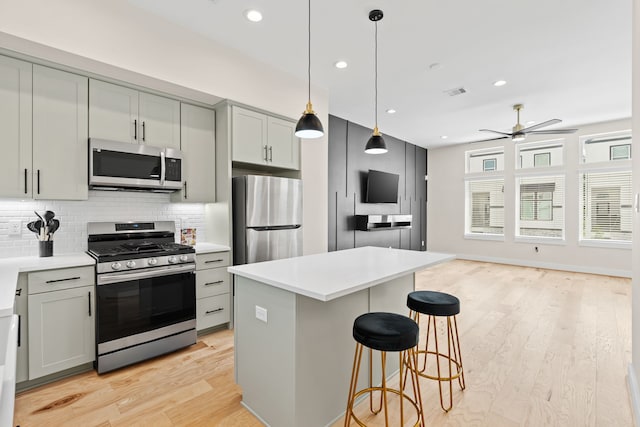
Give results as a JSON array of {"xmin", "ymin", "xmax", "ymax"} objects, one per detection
[{"xmin": 0, "ymin": 191, "xmax": 206, "ymax": 258}]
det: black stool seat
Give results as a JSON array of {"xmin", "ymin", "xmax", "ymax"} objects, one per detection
[
  {"xmin": 353, "ymin": 312, "xmax": 419, "ymax": 352},
  {"xmin": 407, "ymin": 291, "xmax": 460, "ymax": 317}
]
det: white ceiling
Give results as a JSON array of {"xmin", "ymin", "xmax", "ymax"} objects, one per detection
[{"xmin": 128, "ymin": 0, "xmax": 631, "ymax": 149}]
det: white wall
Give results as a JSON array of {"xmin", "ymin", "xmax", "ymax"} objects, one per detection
[
  {"xmin": 428, "ymin": 118, "xmax": 632, "ymax": 277},
  {"xmin": 0, "ymin": 0, "xmax": 329, "ymax": 255},
  {"xmin": 630, "ymin": 0, "xmax": 640, "ymax": 420}
]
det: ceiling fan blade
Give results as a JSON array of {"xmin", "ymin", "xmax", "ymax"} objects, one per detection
[
  {"xmin": 527, "ymin": 128, "xmax": 578, "ymax": 134},
  {"xmin": 521, "ymin": 119, "xmax": 562, "ymax": 132},
  {"xmin": 479, "ymin": 129, "xmax": 512, "ymax": 136},
  {"xmin": 468, "ymin": 136, "xmax": 509, "ymax": 143}
]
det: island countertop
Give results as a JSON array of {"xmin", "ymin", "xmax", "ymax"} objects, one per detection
[{"xmin": 228, "ymin": 246, "xmax": 455, "ymax": 301}]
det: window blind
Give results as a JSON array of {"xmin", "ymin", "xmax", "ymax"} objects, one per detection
[
  {"xmin": 580, "ymin": 171, "xmax": 632, "ymax": 241},
  {"xmin": 516, "ymin": 175, "xmax": 565, "ymax": 238},
  {"xmin": 466, "ymin": 179, "xmax": 504, "ymax": 235}
]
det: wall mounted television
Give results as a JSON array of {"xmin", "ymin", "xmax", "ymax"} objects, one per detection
[{"xmin": 365, "ymin": 169, "xmax": 399, "ymax": 203}]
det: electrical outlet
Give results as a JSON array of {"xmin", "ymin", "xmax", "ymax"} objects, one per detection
[
  {"xmin": 8, "ymin": 220, "xmax": 21, "ymax": 236},
  {"xmin": 255, "ymin": 305, "xmax": 268, "ymax": 323}
]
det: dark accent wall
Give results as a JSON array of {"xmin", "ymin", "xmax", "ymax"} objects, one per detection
[{"xmin": 328, "ymin": 115, "xmax": 427, "ymax": 252}]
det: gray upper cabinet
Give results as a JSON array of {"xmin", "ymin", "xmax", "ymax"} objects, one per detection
[
  {"xmin": 231, "ymin": 105, "xmax": 300, "ymax": 170},
  {"xmin": 89, "ymin": 79, "xmax": 180, "ymax": 149},
  {"xmin": 33, "ymin": 65, "xmax": 88, "ymax": 200},
  {"xmin": 0, "ymin": 56, "xmax": 88, "ymax": 200},
  {"xmin": 0, "ymin": 55, "xmax": 32, "ymax": 198},
  {"xmin": 171, "ymin": 103, "xmax": 216, "ymax": 203}
]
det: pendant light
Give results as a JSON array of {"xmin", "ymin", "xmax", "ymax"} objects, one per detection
[
  {"xmin": 295, "ymin": 0, "xmax": 324, "ymax": 139},
  {"xmin": 365, "ymin": 9, "xmax": 387, "ymax": 154}
]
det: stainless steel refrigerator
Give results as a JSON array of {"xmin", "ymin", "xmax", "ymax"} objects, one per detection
[{"xmin": 232, "ymin": 175, "xmax": 303, "ymax": 264}]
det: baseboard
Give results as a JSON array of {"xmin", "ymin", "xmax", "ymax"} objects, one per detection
[
  {"xmin": 456, "ymin": 254, "xmax": 632, "ymax": 278},
  {"xmin": 628, "ymin": 364, "xmax": 640, "ymax": 427}
]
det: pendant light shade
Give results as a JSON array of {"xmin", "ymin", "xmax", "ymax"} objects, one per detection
[
  {"xmin": 365, "ymin": 9, "xmax": 387, "ymax": 154},
  {"xmin": 295, "ymin": 0, "xmax": 324, "ymax": 139}
]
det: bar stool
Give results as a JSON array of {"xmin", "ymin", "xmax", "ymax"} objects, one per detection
[
  {"xmin": 406, "ymin": 291, "xmax": 465, "ymax": 412},
  {"xmin": 344, "ymin": 312, "xmax": 424, "ymax": 427}
]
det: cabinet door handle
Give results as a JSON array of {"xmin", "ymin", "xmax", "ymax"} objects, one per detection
[
  {"xmin": 24, "ymin": 169, "xmax": 28, "ymax": 194},
  {"xmin": 205, "ymin": 307, "xmax": 224, "ymax": 315},
  {"xmin": 45, "ymin": 276, "xmax": 81, "ymax": 284},
  {"xmin": 142, "ymin": 121, "xmax": 146, "ymax": 141},
  {"xmin": 205, "ymin": 259, "xmax": 224, "ymax": 264},
  {"xmin": 263, "ymin": 145, "xmax": 268, "ymax": 161},
  {"xmin": 184, "ymin": 181, "xmax": 188, "ymax": 199},
  {"xmin": 15, "ymin": 288, "xmax": 22, "ymax": 297},
  {"xmin": 268, "ymin": 146, "xmax": 273, "ymax": 161},
  {"xmin": 37, "ymin": 170, "xmax": 41, "ymax": 194},
  {"xmin": 204, "ymin": 280, "xmax": 224, "ymax": 286},
  {"xmin": 134, "ymin": 119, "xmax": 137, "ymax": 140},
  {"xmin": 88, "ymin": 291, "xmax": 92, "ymax": 317},
  {"xmin": 17, "ymin": 315, "xmax": 21, "ymax": 347}
]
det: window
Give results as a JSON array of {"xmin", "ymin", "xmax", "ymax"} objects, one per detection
[
  {"xmin": 610, "ymin": 144, "xmax": 631, "ymax": 160},
  {"xmin": 483, "ymin": 158, "xmax": 497, "ymax": 171},
  {"xmin": 534, "ymin": 152, "xmax": 550, "ymax": 167},
  {"xmin": 466, "ymin": 179, "xmax": 504, "ymax": 236},
  {"xmin": 517, "ymin": 140, "xmax": 564, "ymax": 169},
  {"xmin": 580, "ymin": 171, "xmax": 632, "ymax": 242},
  {"xmin": 580, "ymin": 132, "xmax": 632, "ymax": 244},
  {"xmin": 516, "ymin": 175, "xmax": 565, "ymax": 239}
]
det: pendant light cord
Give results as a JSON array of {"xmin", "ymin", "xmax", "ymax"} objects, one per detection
[
  {"xmin": 374, "ymin": 20, "xmax": 378, "ymax": 129},
  {"xmin": 307, "ymin": 0, "xmax": 311, "ymax": 104}
]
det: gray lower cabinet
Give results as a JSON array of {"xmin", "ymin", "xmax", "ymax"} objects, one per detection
[
  {"xmin": 14, "ymin": 274, "xmax": 28, "ymax": 383},
  {"xmin": 195, "ymin": 252, "xmax": 231, "ymax": 330},
  {"xmin": 25, "ymin": 266, "xmax": 95, "ymax": 381}
]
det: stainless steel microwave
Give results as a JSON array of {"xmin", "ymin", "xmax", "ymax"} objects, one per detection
[{"xmin": 89, "ymin": 139, "xmax": 183, "ymax": 192}]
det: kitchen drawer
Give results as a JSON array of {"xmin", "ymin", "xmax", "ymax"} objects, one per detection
[
  {"xmin": 196, "ymin": 251, "xmax": 230, "ymax": 270},
  {"xmin": 196, "ymin": 268, "xmax": 230, "ymax": 299},
  {"xmin": 196, "ymin": 294, "xmax": 230, "ymax": 330},
  {"xmin": 28, "ymin": 266, "xmax": 95, "ymax": 294}
]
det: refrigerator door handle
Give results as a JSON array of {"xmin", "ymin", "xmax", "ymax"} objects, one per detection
[{"xmin": 248, "ymin": 225, "xmax": 302, "ymax": 231}]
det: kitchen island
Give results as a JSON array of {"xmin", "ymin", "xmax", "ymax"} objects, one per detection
[{"xmin": 228, "ymin": 246, "xmax": 454, "ymax": 427}]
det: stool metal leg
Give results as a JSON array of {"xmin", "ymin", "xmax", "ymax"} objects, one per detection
[
  {"xmin": 345, "ymin": 343, "xmax": 364, "ymax": 427},
  {"xmin": 452, "ymin": 316, "xmax": 466, "ymax": 390}
]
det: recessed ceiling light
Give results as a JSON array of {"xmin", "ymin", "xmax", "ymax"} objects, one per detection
[
  {"xmin": 440, "ymin": 135, "xmax": 448, "ymax": 139},
  {"xmin": 386, "ymin": 109, "xmax": 396, "ymax": 114},
  {"xmin": 334, "ymin": 61, "xmax": 348, "ymax": 69},
  {"xmin": 493, "ymin": 80, "xmax": 507, "ymax": 87},
  {"xmin": 245, "ymin": 9, "xmax": 263, "ymax": 22}
]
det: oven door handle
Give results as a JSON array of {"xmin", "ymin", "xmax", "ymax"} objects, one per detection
[{"xmin": 97, "ymin": 264, "xmax": 195, "ymax": 285}]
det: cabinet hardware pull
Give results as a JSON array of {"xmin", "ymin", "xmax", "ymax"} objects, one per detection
[
  {"xmin": 134, "ymin": 119, "xmax": 137, "ymax": 140},
  {"xmin": 24, "ymin": 169, "xmax": 27, "ymax": 194},
  {"xmin": 88, "ymin": 291, "xmax": 92, "ymax": 317},
  {"xmin": 204, "ymin": 280, "xmax": 224, "ymax": 286},
  {"xmin": 205, "ymin": 259, "xmax": 224, "ymax": 264},
  {"xmin": 142, "ymin": 121, "xmax": 146, "ymax": 141},
  {"xmin": 37, "ymin": 170, "xmax": 41, "ymax": 194},
  {"xmin": 17, "ymin": 315, "xmax": 21, "ymax": 347},
  {"xmin": 15, "ymin": 288, "xmax": 22, "ymax": 297},
  {"xmin": 268, "ymin": 146, "xmax": 273, "ymax": 161},
  {"xmin": 184, "ymin": 181, "xmax": 188, "ymax": 199},
  {"xmin": 205, "ymin": 308, "xmax": 224, "ymax": 315},
  {"xmin": 263, "ymin": 145, "xmax": 268, "ymax": 161},
  {"xmin": 45, "ymin": 276, "xmax": 81, "ymax": 284}
]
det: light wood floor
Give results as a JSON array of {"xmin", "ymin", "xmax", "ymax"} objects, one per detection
[{"xmin": 14, "ymin": 260, "xmax": 633, "ymax": 426}]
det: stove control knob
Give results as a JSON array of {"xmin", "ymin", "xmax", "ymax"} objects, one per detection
[
  {"xmin": 111, "ymin": 262, "xmax": 122, "ymax": 271},
  {"xmin": 179, "ymin": 255, "xmax": 189, "ymax": 262},
  {"xmin": 147, "ymin": 258, "xmax": 158, "ymax": 266},
  {"xmin": 168, "ymin": 256, "xmax": 178, "ymax": 264},
  {"xmin": 126, "ymin": 261, "xmax": 136, "ymax": 269}
]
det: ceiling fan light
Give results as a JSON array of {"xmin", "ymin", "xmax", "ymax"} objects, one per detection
[
  {"xmin": 365, "ymin": 133, "xmax": 387, "ymax": 154},
  {"xmin": 512, "ymin": 134, "xmax": 526, "ymax": 142}
]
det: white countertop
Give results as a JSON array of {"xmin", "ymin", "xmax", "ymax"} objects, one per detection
[
  {"xmin": 194, "ymin": 243, "xmax": 231, "ymax": 254},
  {"xmin": 0, "ymin": 253, "xmax": 95, "ymax": 318},
  {"xmin": 228, "ymin": 247, "xmax": 455, "ymax": 301}
]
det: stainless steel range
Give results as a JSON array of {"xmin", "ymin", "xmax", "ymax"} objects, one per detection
[{"xmin": 87, "ymin": 221, "xmax": 196, "ymax": 374}]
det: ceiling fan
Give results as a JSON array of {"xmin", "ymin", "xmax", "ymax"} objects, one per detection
[{"xmin": 477, "ymin": 104, "xmax": 578, "ymax": 143}]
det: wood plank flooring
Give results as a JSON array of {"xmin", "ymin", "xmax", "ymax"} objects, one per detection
[{"xmin": 13, "ymin": 260, "xmax": 633, "ymax": 426}]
